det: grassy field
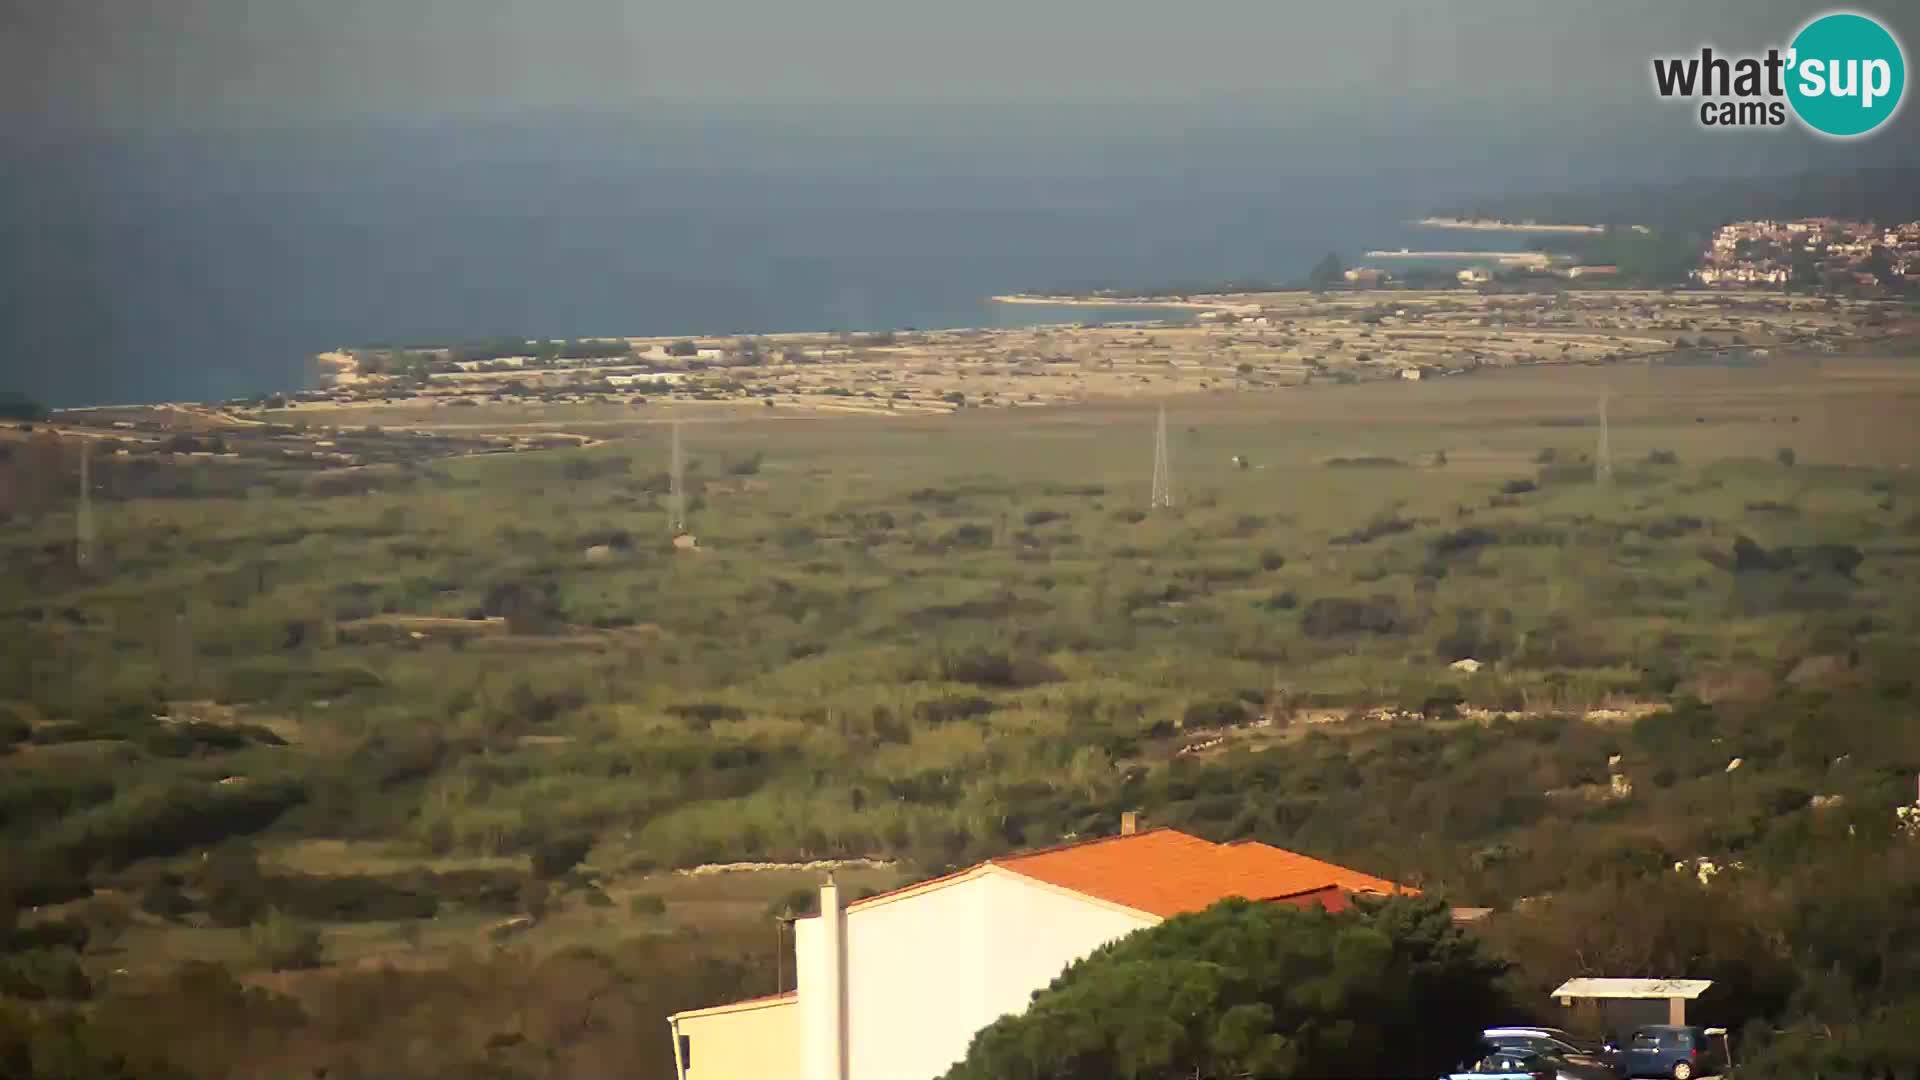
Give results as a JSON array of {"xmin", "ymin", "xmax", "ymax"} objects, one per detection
[
  {"xmin": 7, "ymin": 343, "xmax": 1920, "ymax": 1077},
  {"xmin": 15, "ymin": 350, "xmax": 1920, "ymax": 867}
]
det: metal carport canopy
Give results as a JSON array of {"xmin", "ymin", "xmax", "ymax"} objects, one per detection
[{"xmin": 1552, "ymin": 978, "xmax": 1713, "ymax": 1000}]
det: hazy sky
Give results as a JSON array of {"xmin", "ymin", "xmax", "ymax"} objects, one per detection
[{"xmin": 9, "ymin": 0, "xmax": 1903, "ymax": 129}]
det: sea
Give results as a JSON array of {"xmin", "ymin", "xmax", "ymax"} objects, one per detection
[{"xmin": 0, "ymin": 104, "xmax": 1865, "ymax": 409}]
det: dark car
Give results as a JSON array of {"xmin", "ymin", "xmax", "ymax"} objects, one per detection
[
  {"xmin": 1484, "ymin": 1026, "xmax": 1610, "ymax": 1064},
  {"xmin": 1445, "ymin": 1046, "xmax": 1558, "ymax": 1080},
  {"xmin": 1446, "ymin": 1042, "xmax": 1615, "ymax": 1080},
  {"xmin": 1606, "ymin": 1024, "xmax": 1724, "ymax": 1079}
]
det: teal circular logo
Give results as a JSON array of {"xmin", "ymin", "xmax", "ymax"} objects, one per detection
[{"xmin": 1787, "ymin": 12, "xmax": 1906, "ymax": 137}]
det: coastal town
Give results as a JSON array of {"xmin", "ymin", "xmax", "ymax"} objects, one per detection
[{"xmin": 1693, "ymin": 217, "xmax": 1920, "ymax": 289}]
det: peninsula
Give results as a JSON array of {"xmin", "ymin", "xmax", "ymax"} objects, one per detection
[
  {"xmin": 1413, "ymin": 216, "xmax": 1609, "ymax": 234},
  {"xmin": 1363, "ymin": 249, "xmax": 1558, "ymax": 268}
]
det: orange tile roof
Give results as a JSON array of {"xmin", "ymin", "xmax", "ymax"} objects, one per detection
[
  {"xmin": 708, "ymin": 833, "xmax": 1408, "ymax": 1021},
  {"xmin": 991, "ymin": 828, "xmax": 1414, "ymax": 918},
  {"xmin": 1222, "ymin": 839, "xmax": 1414, "ymax": 898}
]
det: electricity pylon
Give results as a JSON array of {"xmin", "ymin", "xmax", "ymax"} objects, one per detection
[
  {"xmin": 76, "ymin": 439, "xmax": 95, "ymax": 569},
  {"xmin": 1150, "ymin": 406, "xmax": 1174, "ymax": 509},
  {"xmin": 1596, "ymin": 394, "xmax": 1614, "ymax": 489},
  {"xmin": 668, "ymin": 420, "xmax": 687, "ymax": 535}
]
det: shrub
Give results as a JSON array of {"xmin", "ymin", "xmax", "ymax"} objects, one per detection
[
  {"xmin": 219, "ymin": 662, "xmax": 383, "ymax": 704},
  {"xmin": 913, "ymin": 695, "xmax": 996, "ymax": 725},
  {"xmin": 939, "ymin": 524, "xmax": 993, "ymax": 549},
  {"xmin": 531, "ymin": 834, "xmax": 593, "ymax": 880},
  {"xmin": 944, "ymin": 896, "xmax": 1504, "ymax": 1080},
  {"xmin": 936, "ymin": 649, "xmax": 1060, "ymax": 689},
  {"xmin": 249, "ymin": 908, "xmax": 325, "ymax": 972},
  {"xmin": 0, "ymin": 918, "xmax": 89, "ymax": 954},
  {"xmin": 139, "ymin": 878, "xmax": 196, "ymax": 920},
  {"xmin": 1434, "ymin": 608, "xmax": 1513, "ymax": 663},
  {"xmin": 269, "ymin": 873, "xmax": 438, "ymax": 922},
  {"xmin": 1428, "ymin": 527, "xmax": 1496, "ymax": 559},
  {"xmin": 0, "ymin": 708, "xmax": 27, "ymax": 750},
  {"xmin": 75, "ymin": 896, "xmax": 133, "ymax": 953},
  {"xmin": 1331, "ymin": 515, "xmax": 1415, "ymax": 546},
  {"xmin": 0, "ymin": 949, "xmax": 92, "ymax": 1000},
  {"xmin": 1302, "ymin": 595, "xmax": 1404, "ymax": 637},
  {"xmin": 665, "ymin": 702, "xmax": 747, "ymax": 726},
  {"xmin": 1536, "ymin": 462, "xmax": 1596, "ymax": 485},
  {"xmin": 36, "ymin": 779, "xmax": 306, "ymax": 874},
  {"xmin": 201, "ymin": 849, "xmax": 269, "ymax": 929},
  {"xmin": 1182, "ymin": 699, "xmax": 1247, "ymax": 730},
  {"xmin": 1643, "ymin": 515, "xmax": 1703, "ymax": 539},
  {"xmin": 1257, "ymin": 590, "xmax": 1299, "ymax": 612}
]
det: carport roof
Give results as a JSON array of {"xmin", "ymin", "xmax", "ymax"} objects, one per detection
[{"xmin": 1552, "ymin": 978, "xmax": 1713, "ymax": 1000}]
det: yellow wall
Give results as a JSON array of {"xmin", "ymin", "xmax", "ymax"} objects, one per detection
[{"xmin": 678, "ymin": 999, "xmax": 800, "ymax": 1080}]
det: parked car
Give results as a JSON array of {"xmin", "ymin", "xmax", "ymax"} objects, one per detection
[
  {"xmin": 1446, "ymin": 1043, "xmax": 1615, "ymax": 1080},
  {"xmin": 1484, "ymin": 1026, "xmax": 1610, "ymax": 1064},
  {"xmin": 1605, "ymin": 1024, "xmax": 1725, "ymax": 1079},
  {"xmin": 1445, "ymin": 1046, "xmax": 1558, "ymax": 1080}
]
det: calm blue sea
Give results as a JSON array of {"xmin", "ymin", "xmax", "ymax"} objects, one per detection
[{"xmin": 0, "ymin": 106, "xmax": 1845, "ymax": 408}]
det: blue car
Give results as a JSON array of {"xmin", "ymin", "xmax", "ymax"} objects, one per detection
[{"xmin": 1605, "ymin": 1025, "xmax": 1725, "ymax": 1079}]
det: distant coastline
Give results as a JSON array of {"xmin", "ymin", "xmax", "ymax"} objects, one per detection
[
  {"xmin": 1363, "ymin": 249, "xmax": 1558, "ymax": 268},
  {"xmin": 1413, "ymin": 217, "xmax": 1607, "ymax": 234},
  {"xmin": 988, "ymin": 294, "xmax": 1231, "ymax": 311}
]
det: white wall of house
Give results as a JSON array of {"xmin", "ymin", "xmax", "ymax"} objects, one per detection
[
  {"xmin": 974, "ymin": 871, "xmax": 1154, "ymax": 1036},
  {"xmin": 796, "ymin": 869, "xmax": 1154, "ymax": 1080}
]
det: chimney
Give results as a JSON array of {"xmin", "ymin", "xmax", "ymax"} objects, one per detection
[
  {"xmin": 1120, "ymin": 811, "xmax": 1139, "ymax": 836},
  {"xmin": 803, "ymin": 877, "xmax": 849, "ymax": 1080}
]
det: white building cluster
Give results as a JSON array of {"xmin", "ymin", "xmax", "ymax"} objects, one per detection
[{"xmin": 1695, "ymin": 217, "xmax": 1920, "ymax": 289}]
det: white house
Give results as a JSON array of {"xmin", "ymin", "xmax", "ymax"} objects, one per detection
[{"xmin": 667, "ymin": 824, "xmax": 1414, "ymax": 1080}]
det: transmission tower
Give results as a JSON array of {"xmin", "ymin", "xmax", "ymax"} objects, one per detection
[
  {"xmin": 1150, "ymin": 405, "xmax": 1174, "ymax": 509},
  {"xmin": 1596, "ymin": 394, "xmax": 1614, "ymax": 488},
  {"xmin": 668, "ymin": 420, "xmax": 687, "ymax": 535},
  {"xmin": 76, "ymin": 439, "xmax": 95, "ymax": 569}
]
